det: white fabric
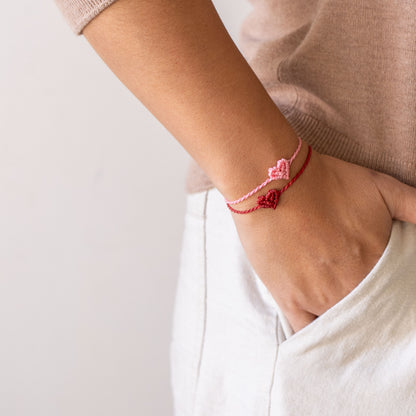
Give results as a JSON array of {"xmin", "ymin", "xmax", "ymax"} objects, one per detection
[{"xmin": 170, "ymin": 187, "xmax": 416, "ymax": 416}]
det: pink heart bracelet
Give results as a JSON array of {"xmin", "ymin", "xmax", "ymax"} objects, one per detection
[{"xmin": 224, "ymin": 136, "xmax": 303, "ymax": 207}]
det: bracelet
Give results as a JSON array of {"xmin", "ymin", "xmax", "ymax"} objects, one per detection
[
  {"xmin": 226, "ymin": 144, "xmax": 312, "ymax": 214},
  {"xmin": 224, "ymin": 136, "xmax": 303, "ymax": 205}
]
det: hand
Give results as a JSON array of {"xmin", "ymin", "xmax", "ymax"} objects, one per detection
[{"xmin": 230, "ymin": 146, "xmax": 416, "ymax": 333}]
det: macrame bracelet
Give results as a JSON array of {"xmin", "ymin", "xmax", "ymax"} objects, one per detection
[
  {"xmin": 224, "ymin": 136, "xmax": 303, "ymax": 206},
  {"xmin": 226, "ymin": 144, "xmax": 312, "ymax": 214}
]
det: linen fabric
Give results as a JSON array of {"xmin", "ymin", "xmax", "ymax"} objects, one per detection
[{"xmin": 170, "ymin": 186, "xmax": 416, "ymax": 415}]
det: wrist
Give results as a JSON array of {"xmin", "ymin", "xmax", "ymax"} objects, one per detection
[
  {"xmin": 220, "ymin": 127, "xmax": 310, "ymax": 209},
  {"xmin": 229, "ymin": 146, "xmax": 323, "ymax": 229}
]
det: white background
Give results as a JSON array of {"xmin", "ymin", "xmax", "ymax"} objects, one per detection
[{"xmin": 1, "ymin": 0, "xmax": 251, "ymax": 414}]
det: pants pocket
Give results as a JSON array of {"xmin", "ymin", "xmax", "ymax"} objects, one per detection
[
  {"xmin": 270, "ymin": 220, "xmax": 416, "ymax": 416},
  {"xmin": 276, "ymin": 218, "xmax": 397, "ymax": 343}
]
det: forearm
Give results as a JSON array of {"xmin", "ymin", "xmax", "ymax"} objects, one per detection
[{"xmin": 82, "ymin": 0, "xmax": 303, "ymax": 200}]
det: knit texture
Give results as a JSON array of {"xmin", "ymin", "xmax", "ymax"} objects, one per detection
[
  {"xmin": 53, "ymin": 0, "xmax": 119, "ymax": 34},
  {"xmin": 53, "ymin": 0, "xmax": 416, "ymax": 193}
]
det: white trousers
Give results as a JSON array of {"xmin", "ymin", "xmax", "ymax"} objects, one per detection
[{"xmin": 170, "ymin": 187, "xmax": 416, "ymax": 416}]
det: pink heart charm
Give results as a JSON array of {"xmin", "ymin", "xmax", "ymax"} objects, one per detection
[
  {"xmin": 257, "ymin": 189, "xmax": 281, "ymax": 209},
  {"xmin": 268, "ymin": 159, "xmax": 290, "ymax": 180}
]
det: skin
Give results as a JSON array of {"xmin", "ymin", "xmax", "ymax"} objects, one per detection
[{"xmin": 82, "ymin": 0, "xmax": 416, "ymax": 332}]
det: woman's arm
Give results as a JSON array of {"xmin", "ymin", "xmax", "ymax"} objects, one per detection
[
  {"xmin": 79, "ymin": 0, "xmax": 416, "ymax": 332},
  {"xmin": 81, "ymin": 0, "xmax": 307, "ymax": 201}
]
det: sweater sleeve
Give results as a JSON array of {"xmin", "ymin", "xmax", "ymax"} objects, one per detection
[{"xmin": 53, "ymin": 0, "xmax": 119, "ymax": 35}]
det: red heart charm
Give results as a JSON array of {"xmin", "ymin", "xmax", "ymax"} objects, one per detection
[{"xmin": 257, "ymin": 189, "xmax": 281, "ymax": 209}]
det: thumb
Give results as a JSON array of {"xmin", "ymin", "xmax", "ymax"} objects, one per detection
[{"xmin": 371, "ymin": 169, "xmax": 416, "ymax": 224}]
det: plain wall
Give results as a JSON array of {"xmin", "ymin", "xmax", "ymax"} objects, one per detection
[{"xmin": 1, "ymin": 0, "xmax": 252, "ymax": 415}]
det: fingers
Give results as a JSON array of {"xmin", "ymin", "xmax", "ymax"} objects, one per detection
[
  {"xmin": 284, "ymin": 309, "xmax": 318, "ymax": 333},
  {"xmin": 371, "ymin": 170, "xmax": 416, "ymax": 224}
]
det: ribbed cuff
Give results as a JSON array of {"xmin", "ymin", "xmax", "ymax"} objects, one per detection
[{"xmin": 53, "ymin": 0, "xmax": 120, "ymax": 35}]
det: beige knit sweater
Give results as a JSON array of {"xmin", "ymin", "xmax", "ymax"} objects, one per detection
[{"xmin": 54, "ymin": 0, "xmax": 416, "ymax": 193}]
